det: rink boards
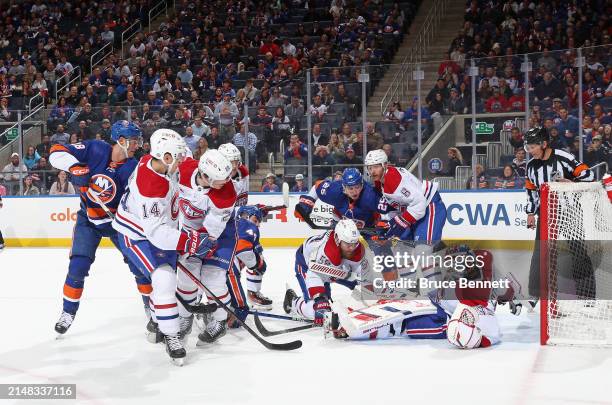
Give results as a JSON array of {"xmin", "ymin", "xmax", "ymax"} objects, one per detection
[{"xmin": 0, "ymin": 190, "xmax": 535, "ymax": 250}]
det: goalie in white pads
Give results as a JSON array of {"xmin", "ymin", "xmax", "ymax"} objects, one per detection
[
  {"xmin": 113, "ymin": 129, "xmax": 217, "ymax": 365},
  {"xmin": 284, "ymin": 220, "xmax": 365, "ymax": 325},
  {"xmin": 326, "ymin": 246, "xmax": 501, "ymax": 349},
  {"xmin": 174, "ymin": 149, "xmax": 237, "ymax": 346}
]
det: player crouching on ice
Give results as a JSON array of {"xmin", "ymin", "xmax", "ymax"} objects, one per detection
[
  {"xmin": 323, "ymin": 246, "xmax": 502, "ymax": 349},
  {"xmin": 284, "ymin": 220, "xmax": 365, "ymax": 325}
]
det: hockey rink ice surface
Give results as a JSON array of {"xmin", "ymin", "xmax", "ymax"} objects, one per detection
[{"xmin": 1, "ymin": 248, "xmax": 611, "ymax": 405}]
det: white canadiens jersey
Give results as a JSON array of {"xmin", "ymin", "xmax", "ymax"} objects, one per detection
[
  {"xmin": 176, "ymin": 157, "xmax": 237, "ymax": 238},
  {"xmin": 112, "ymin": 154, "xmax": 181, "ymax": 251},
  {"xmin": 232, "ymin": 164, "xmax": 250, "ymax": 207},
  {"xmin": 303, "ymin": 231, "xmax": 367, "ymax": 280},
  {"xmin": 377, "ymin": 166, "xmax": 438, "ymax": 223}
]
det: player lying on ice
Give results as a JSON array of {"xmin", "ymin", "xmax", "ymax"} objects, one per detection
[{"xmin": 327, "ymin": 244, "xmax": 501, "ymax": 349}]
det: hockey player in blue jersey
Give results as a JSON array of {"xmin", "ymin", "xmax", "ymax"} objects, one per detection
[
  {"xmin": 294, "ymin": 168, "xmax": 382, "ymax": 229},
  {"xmin": 49, "ymin": 120, "xmax": 151, "ymax": 335}
]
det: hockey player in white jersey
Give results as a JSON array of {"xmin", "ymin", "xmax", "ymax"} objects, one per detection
[
  {"xmin": 284, "ymin": 220, "xmax": 366, "ymax": 325},
  {"xmin": 366, "ymin": 149, "xmax": 447, "ymax": 280},
  {"xmin": 219, "ymin": 143, "xmax": 249, "ymax": 206},
  {"xmin": 113, "ymin": 129, "xmax": 217, "ymax": 366},
  {"xmin": 174, "ymin": 149, "xmax": 237, "ymax": 345}
]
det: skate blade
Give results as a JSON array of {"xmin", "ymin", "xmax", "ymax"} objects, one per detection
[
  {"xmin": 196, "ymin": 338, "xmax": 211, "ymax": 347},
  {"xmin": 171, "ymin": 357, "xmax": 185, "ymax": 367},
  {"xmin": 55, "ymin": 333, "xmax": 65, "ymax": 340},
  {"xmin": 249, "ymin": 302, "xmax": 273, "ymax": 311}
]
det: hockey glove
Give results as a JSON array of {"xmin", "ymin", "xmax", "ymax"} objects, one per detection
[
  {"xmin": 227, "ymin": 306, "xmax": 249, "ymax": 328},
  {"xmin": 313, "ymin": 295, "xmax": 331, "ymax": 326},
  {"xmin": 68, "ymin": 164, "xmax": 91, "ymax": 188},
  {"xmin": 385, "ymin": 212, "xmax": 416, "ymax": 239},
  {"xmin": 294, "ymin": 195, "xmax": 316, "ymax": 220},
  {"xmin": 248, "ymin": 254, "xmax": 267, "ymax": 276},
  {"xmin": 178, "ymin": 230, "xmax": 217, "ymax": 258}
]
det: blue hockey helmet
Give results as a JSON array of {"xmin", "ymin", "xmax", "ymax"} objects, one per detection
[
  {"xmin": 341, "ymin": 168, "xmax": 363, "ymax": 187},
  {"xmin": 111, "ymin": 120, "xmax": 143, "ymax": 144},
  {"xmin": 237, "ymin": 205, "xmax": 263, "ymax": 223}
]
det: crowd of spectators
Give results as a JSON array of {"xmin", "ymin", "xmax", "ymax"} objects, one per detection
[
  {"xmin": 0, "ymin": 0, "xmax": 420, "ymax": 194},
  {"xmin": 0, "ymin": 0, "xmax": 161, "ymax": 117},
  {"xmin": 424, "ymin": 0, "xmax": 612, "ymax": 185}
]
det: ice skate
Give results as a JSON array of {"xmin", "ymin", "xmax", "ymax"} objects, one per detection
[
  {"xmin": 146, "ymin": 319, "xmax": 163, "ymax": 343},
  {"xmin": 283, "ymin": 288, "xmax": 298, "ymax": 314},
  {"xmin": 248, "ymin": 290, "xmax": 273, "ymax": 311},
  {"xmin": 164, "ymin": 333, "xmax": 186, "ymax": 366},
  {"xmin": 196, "ymin": 319, "xmax": 227, "ymax": 345},
  {"xmin": 179, "ymin": 314, "xmax": 194, "ymax": 339},
  {"xmin": 54, "ymin": 311, "xmax": 75, "ymax": 336}
]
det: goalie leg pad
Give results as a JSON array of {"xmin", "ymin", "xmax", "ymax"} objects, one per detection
[{"xmin": 447, "ymin": 303, "xmax": 500, "ymax": 349}]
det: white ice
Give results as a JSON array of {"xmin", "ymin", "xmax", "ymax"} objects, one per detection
[{"xmin": 1, "ymin": 248, "xmax": 611, "ymax": 405}]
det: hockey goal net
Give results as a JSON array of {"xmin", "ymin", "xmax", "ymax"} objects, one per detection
[{"xmin": 540, "ymin": 182, "xmax": 612, "ymax": 346}]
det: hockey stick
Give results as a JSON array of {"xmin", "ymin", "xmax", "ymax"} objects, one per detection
[
  {"xmin": 253, "ymin": 312, "xmax": 317, "ymax": 336},
  {"xmin": 174, "ymin": 293, "xmax": 217, "ymax": 315},
  {"xmin": 179, "ymin": 266, "xmax": 303, "ymax": 351},
  {"xmin": 246, "ymin": 310, "xmax": 314, "ymax": 323},
  {"xmin": 89, "ymin": 193, "xmax": 217, "ymax": 316}
]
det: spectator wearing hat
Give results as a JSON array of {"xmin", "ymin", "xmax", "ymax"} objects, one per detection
[
  {"xmin": 312, "ymin": 145, "xmax": 335, "ymax": 180},
  {"xmin": 505, "ymin": 86, "xmax": 525, "ymax": 112},
  {"xmin": 1, "ymin": 153, "xmax": 27, "ymax": 194},
  {"xmin": 485, "ymin": 87, "xmax": 508, "ymax": 113},
  {"xmin": 262, "ymin": 173, "xmax": 280, "ymax": 192},
  {"xmin": 96, "ymin": 118, "xmax": 113, "ymax": 143},
  {"xmin": 215, "ymin": 92, "xmax": 239, "ymax": 143},
  {"xmin": 339, "ymin": 146, "xmax": 363, "ymax": 166},
  {"xmin": 448, "ymin": 88, "xmax": 467, "ymax": 114},
  {"xmin": 21, "ymin": 175, "xmax": 40, "ymax": 196},
  {"xmin": 585, "ymin": 134, "xmax": 608, "ymax": 168},
  {"xmin": 292, "ymin": 174, "xmax": 308, "ymax": 192}
]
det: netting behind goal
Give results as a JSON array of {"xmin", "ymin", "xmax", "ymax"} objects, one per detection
[{"xmin": 540, "ymin": 182, "xmax": 612, "ymax": 346}]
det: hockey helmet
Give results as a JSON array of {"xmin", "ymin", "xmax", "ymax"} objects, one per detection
[{"xmin": 524, "ymin": 127, "xmax": 549, "ymax": 145}]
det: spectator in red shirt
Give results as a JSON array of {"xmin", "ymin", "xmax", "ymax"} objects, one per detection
[
  {"xmin": 284, "ymin": 54, "xmax": 300, "ymax": 73},
  {"xmin": 485, "ymin": 87, "xmax": 508, "ymax": 113},
  {"xmin": 437, "ymin": 53, "xmax": 461, "ymax": 76},
  {"xmin": 259, "ymin": 37, "xmax": 281, "ymax": 58},
  {"xmin": 507, "ymin": 88, "xmax": 526, "ymax": 112}
]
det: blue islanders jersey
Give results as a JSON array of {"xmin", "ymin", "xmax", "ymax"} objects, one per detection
[
  {"xmin": 50, "ymin": 140, "xmax": 137, "ymax": 226},
  {"xmin": 310, "ymin": 180, "xmax": 382, "ymax": 228},
  {"xmin": 235, "ymin": 218, "xmax": 263, "ymax": 257}
]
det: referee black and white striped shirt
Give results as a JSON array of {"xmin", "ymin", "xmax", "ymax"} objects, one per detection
[{"xmin": 525, "ymin": 148, "xmax": 594, "ymax": 214}]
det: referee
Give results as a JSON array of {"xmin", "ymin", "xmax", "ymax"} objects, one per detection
[{"xmin": 524, "ymin": 127, "xmax": 595, "ymax": 299}]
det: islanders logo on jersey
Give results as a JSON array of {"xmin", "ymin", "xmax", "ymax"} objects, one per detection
[{"xmin": 88, "ymin": 174, "xmax": 117, "ymax": 204}]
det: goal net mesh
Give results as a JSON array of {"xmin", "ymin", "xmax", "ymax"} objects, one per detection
[{"xmin": 542, "ymin": 182, "xmax": 612, "ymax": 346}]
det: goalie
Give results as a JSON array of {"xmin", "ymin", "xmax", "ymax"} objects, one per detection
[{"xmin": 324, "ymin": 246, "xmax": 502, "ymax": 349}]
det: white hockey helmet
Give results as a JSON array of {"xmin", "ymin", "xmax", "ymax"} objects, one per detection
[
  {"xmin": 334, "ymin": 219, "xmax": 360, "ymax": 245},
  {"xmin": 446, "ymin": 303, "xmax": 483, "ymax": 349},
  {"xmin": 364, "ymin": 149, "xmax": 388, "ymax": 166},
  {"xmin": 218, "ymin": 143, "xmax": 242, "ymax": 163},
  {"xmin": 198, "ymin": 149, "xmax": 232, "ymax": 182},
  {"xmin": 150, "ymin": 128, "xmax": 187, "ymax": 166}
]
